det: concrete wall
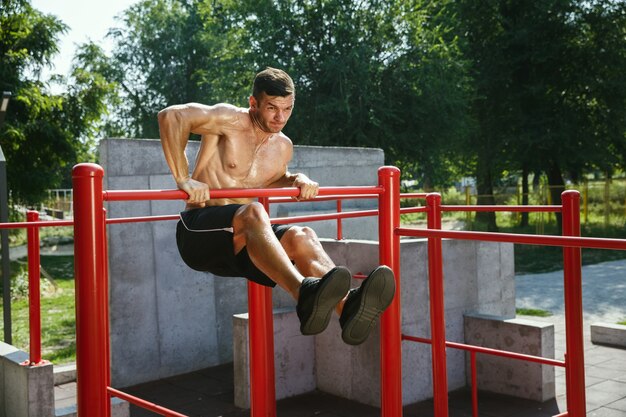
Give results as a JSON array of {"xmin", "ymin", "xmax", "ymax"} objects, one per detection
[
  {"xmin": 0, "ymin": 342, "xmax": 54, "ymax": 417},
  {"xmin": 99, "ymin": 138, "xmax": 384, "ymax": 387},
  {"xmin": 233, "ymin": 238, "xmax": 516, "ymax": 407}
]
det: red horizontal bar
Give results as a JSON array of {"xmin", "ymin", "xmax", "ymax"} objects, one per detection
[
  {"xmin": 104, "ymin": 186, "xmax": 383, "ymax": 202},
  {"xmin": 400, "ymin": 206, "xmax": 428, "ymax": 214},
  {"xmin": 269, "ymin": 194, "xmax": 379, "ymax": 204},
  {"xmin": 0, "ymin": 219, "xmax": 73, "ymax": 229},
  {"xmin": 107, "ymin": 387, "xmax": 188, "ymax": 417},
  {"xmin": 106, "ymin": 215, "xmax": 180, "ymax": 225},
  {"xmin": 442, "ymin": 205, "xmax": 561, "ymax": 213},
  {"xmin": 402, "ymin": 335, "xmax": 565, "ymax": 367},
  {"xmin": 396, "ymin": 227, "xmax": 626, "ymax": 251},
  {"xmin": 401, "ymin": 193, "xmax": 428, "ymax": 199}
]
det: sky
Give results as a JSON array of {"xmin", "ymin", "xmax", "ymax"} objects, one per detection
[{"xmin": 30, "ymin": 0, "xmax": 140, "ymax": 77}]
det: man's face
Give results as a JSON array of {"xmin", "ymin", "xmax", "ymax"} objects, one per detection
[{"xmin": 249, "ymin": 92, "xmax": 295, "ymax": 133}]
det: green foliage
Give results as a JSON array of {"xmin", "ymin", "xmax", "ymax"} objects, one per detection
[
  {"xmin": 101, "ymin": 0, "xmax": 473, "ymax": 186},
  {"xmin": 0, "ymin": 0, "xmax": 116, "ymax": 204},
  {"xmin": 455, "ymin": 0, "xmax": 626, "ymax": 219}
]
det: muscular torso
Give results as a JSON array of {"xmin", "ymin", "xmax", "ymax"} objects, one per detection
[{"xmin": 188, "ymin": 108, "xmax": 291, "ymax": 208}]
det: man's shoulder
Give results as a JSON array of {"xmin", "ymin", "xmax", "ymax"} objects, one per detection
[{"xmin": 209, "ymin": 103, "xmax": 251, "ymax": 127}]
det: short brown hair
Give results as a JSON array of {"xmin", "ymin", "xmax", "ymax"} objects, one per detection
[{"xmin": 252, "ymin": 67, "xmax": 295, "ymax": 99}]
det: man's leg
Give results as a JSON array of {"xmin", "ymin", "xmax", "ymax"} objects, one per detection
[
  {"xmin": 231, "ymin": 202, "xmax": 350, "ymax": 335},
  {"xmin": 232, "ymin": 202, "xmax": 304, "ymax": 300},
  {"xmin": 278, "ymin": 226, "xmax": 335, "ymax": 278}
]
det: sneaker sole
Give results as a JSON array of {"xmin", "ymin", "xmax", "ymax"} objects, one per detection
[
  {"xmin": 300, "ymin": 267, "xmax": 351, "ymax": 335},
  {"xmin": 341, "ymin": 266, "xmax": 396, "ymax": 345}
]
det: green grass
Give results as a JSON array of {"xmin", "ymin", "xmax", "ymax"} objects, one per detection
[
  {"xmin": 516, "ymin": 308, "xmax": 553, "ymax": 317},
  {"xmin": 0, "ymin": 255, "xmax": 76, "ymax": 364},
  {"xmin": 618, "ymin": 320, "xmax": 626, "ymax": 326}
]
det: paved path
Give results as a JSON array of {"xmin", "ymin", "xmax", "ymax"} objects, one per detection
[
  {"xmin": 516, "ymin": 259, "xmax": 626, "ymax": 323},
  {"xmin": 7, "ymin": 243, "xmax": 74, "ymax": 261}
]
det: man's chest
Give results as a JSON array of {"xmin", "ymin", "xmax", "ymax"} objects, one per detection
[{"xmin": 219, "ymin": 138, "xmax": 285, "ymax": 185}]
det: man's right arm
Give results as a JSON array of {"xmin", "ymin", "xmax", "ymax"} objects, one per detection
[{"xmin": 157, "ymin": 103, "xmax": 235, "ymax": 206}]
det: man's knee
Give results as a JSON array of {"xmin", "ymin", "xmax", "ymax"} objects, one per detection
[
  {"xmin": 233, "ymin": 202, "xmax": 270, "ymax": 230},
  {"xmin": 282, "ymin": 226, "xmax": 320, "ymax": 254}
]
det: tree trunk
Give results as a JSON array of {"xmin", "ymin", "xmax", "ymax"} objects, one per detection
[
  {"xmin": 547, "ymin": 160, "xmax": 565, "ymax": 230},
  {"xmin": 475, "ymin": 158, "xmax": 498, "ymax": 232},
  {"xmin": 520, "ymin": 166, "xmax": 529, "ymax": 227}
]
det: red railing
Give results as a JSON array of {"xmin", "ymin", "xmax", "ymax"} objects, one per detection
[
  {"xmin": 71, "ymin": 163, "xmax": 403, "ymax": 417},
  {"xmin": 2, "ymin": 162, "xmax": 624, "ymax": 417},
  {"xmin": 399, "ymin": 190, "xmax": 626, "ymax": 417}
]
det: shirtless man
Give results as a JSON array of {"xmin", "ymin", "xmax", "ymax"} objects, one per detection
[{"xmin": 158, "ymin": 67, "xmax": 395, "ymax": 345}]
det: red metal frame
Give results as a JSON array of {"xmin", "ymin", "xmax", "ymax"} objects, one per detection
[
  {"xmin": 2, "ymin": 163, "xmax": 623, "ymax": 416},
  {"xmin": 70, "ymin": 163, "xmax": 392, "ymax": 417},
  {"xmin": 397, "ymin": 191, "xmax": 623, "ymax": 417}
]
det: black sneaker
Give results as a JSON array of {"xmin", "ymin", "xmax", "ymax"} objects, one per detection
[
  {"xmin": 297, "ymin": 266, "xmax": 351, "ymax": 335},
  {"xmin": 339, "ymin": 265, "xmax": 396, "ymax": 345}
]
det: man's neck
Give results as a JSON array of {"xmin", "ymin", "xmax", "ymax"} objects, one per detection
[{"xmin": 249, "ymin": 109, "xmax": 273, "ymax": 143}]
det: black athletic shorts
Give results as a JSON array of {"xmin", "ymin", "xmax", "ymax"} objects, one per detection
[{"xmin": 176, "ymin": 204, "xmax": 293, "ymax": 287}]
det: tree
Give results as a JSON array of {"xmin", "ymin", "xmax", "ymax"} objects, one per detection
[
  {"xmin": 456, "ymin": 0, "xmax": 626, "ymax": 229},
  {"xmin": 0, "ymin": 0, "xmax": 116, "ymax": 203},
  {"xmin": 106, "ymin": 0, "xmax": 252, "ymax": 138},
  {"xmin": 105, "ymin": 0, "xmax": 472, "ymax": 187}
]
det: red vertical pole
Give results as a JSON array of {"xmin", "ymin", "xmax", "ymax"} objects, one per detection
[
  {"xmin": 248, "ymin": 197, "xmax": 276, "ymax": 417},
  {"xmin": 336, "ymin": 200, "xmax": 343, "ymax": 240},
  {"xmin": 378, "ymin": 166, "xmax": 402, "ymax": 417},
  {"xmin": 26, "ymin": 210, "xmax": 42, "ymax": 365},
  {"xmin": 561, "ymin": 190, "xmax": 586, "ymax": 416},
  {"xmin": 102, "ymin": 208, "xmax": 112, "ymax": 416},
  {"xmin": 72, "ymin": 163, "xmax": 109, "ymax": 417},
  {"xmin": 426, "ymin": 193, "xmax": 449, "ymax": 417}
]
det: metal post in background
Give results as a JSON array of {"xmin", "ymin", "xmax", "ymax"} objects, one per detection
[
  {"xmin": 426, "ymin": 192, "xmax": 449, "ymax": 417},
  {"xmin": 1, "ymin": 91, "xmax": 12, "ymax": 344}
]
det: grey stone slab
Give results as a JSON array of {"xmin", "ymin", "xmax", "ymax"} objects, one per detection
[
  {"xmin": 153, "ymin": 222, "xmax": 221, "ymax": 376},
  {"xmin": 101, "ymin": 138, "xmax": 187, "ymax": 177},
  {"xmin": 233, "ymin": 310, "xmax": 315, "ymax": 409},
  {"xmin": 477, "ymin": 241, "xmax": 515, "ymax": 317},
  {"xmin": 591, "ymin": 323, "xmax": 626, "ymax": 348},
  {"xmin": 105, "ymin": 175, "xmax": 152, "ymax": 218},
  {"xmin": 213, "ymin": 276, "xmax": 249, "ymax": 363},
  {"xmin": 464, "ymin": 314, "xmax": 555, "ymax": 402}
]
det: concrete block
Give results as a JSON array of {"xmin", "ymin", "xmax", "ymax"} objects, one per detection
[
  {"xmin": 233, "ymin": 309, "xmax": 315, "ymax": 408},
  {"xmin": 0, "ymin": 342, "xmax": 54, "ymax": 417},
  {"xmin": 590, "ymin": 323, "xmax": 626, "ymax": 348},
  {"xmin": 464, "ymin": 314, "xmax": 555, "ymax": 402},
  {"xmin": 314, "ymin": 317, "xmax": 381, "ymax": 406},
  {"xmin": 476, "ymin": 242, "xmax": 515, "ymax": 317}
]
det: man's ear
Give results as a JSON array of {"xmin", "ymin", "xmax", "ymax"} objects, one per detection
[{"xmin": 249, "ymin": 95, "xmax": 257, "ymax": 109}]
